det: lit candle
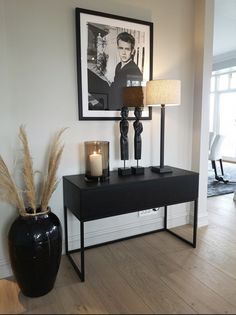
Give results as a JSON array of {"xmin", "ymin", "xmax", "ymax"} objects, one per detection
[{"xmin": 89, "ymin": 151, "xmax": 102, "ymax": 177}]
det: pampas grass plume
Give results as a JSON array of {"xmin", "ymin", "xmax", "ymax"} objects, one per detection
[
  {"xmin": 41, "ymin": 128, "xmax": 67, "ymax": 211},
  {"xmin": 19, "ymin": 125, "xmax": 37, "ymax": 213},
  {"xmin": 0, "ymin": 126, "xmax": 67, "ymax": 215},
  {"xmin": 0, "ymin": 156, "xmax": 25, "ymax": 214}
]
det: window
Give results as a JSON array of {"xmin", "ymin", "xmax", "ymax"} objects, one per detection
[
  {"xmin": 231, "ymin": 72, "xmax": 236, "ymax": 89},
  {"xmin": 210, "ymin": 67, "xmax": 236, "ymax": 162},
  {"xmin": 218, "ymin": 73, "xmax": 229, "ymax": 91},
  {"xmin": 209, "ymin": 93, "xmax": 215, "ymax": 132}
]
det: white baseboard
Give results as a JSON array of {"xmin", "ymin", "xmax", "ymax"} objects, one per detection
[
  {"xmin": 189, "ymin": 212, "xmax": 208, "ymax": 227},
  {"xmin": 66, "ymin": 212, "xmax": 189, "ymax": 251},
  {"xmin": 0, "ymin": 258, "xmax": 12, "ymax": 279},
  {"xmin": 0, "ymin": 212, "xmax": 190, "ymax": 279},
  {"xmin": 197, "ymin": 214, "xmax": 209, "ymax": 227}
]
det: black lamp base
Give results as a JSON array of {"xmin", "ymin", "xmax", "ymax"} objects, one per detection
[
  {"xmin": 118, "ymin": 167, "xmax": 132, "ymax": 176},
  {"xmin": 151, "ymin": 165, "xmax": 173, "ymax": 174}
]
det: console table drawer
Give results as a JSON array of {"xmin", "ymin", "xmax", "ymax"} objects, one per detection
[{"xmin": 63, "ymin": 169, "xmax": 198, "ymax": 221}]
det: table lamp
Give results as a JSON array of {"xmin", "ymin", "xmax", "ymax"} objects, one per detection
[
  {"xmin": 146, "ymin": 79, "xmax": 181, "ymax": 173},
  {"xmin": 123, "ymin": 86, "xmax": 145, "ymax": 174}
]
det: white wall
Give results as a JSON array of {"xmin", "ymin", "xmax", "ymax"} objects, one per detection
[
  {"xmin": 0, "ymin": 0, "xmax": 19, "ymax": 277},
  {"xmin": 213, "ymin": 0, "xmax": 236, "ymax": 56},
  {"xmin": 191, "ymin": 0, "xmax": 214, "ymax": 227},
  {"xmin": 0, "ymin": 0, "xmax": 210, "ymax": 278}
]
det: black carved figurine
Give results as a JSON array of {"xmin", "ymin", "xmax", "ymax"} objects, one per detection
[
  {"xmin": 132, "ymin": 107, "xmax": 144, "ymax": 174},
  {"xmin": 118, "ymin": 106, "xmax": 132, "ymax": 176},
  {"xmin": 120, "ymin": 106, "xmax": 129, "ymax": 160},
  {"xmin": 133, "ymin": 107, "xmax": 143, "ymax": 159}
]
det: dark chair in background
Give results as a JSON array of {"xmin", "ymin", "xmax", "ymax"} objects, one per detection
[{"xmin": 209, "ymin": 134, "xmax": 228, "ymax": 183}]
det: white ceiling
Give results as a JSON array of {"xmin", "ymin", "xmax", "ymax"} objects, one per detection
[{"xmin": 213, "ymin": 0, "xmax": 236, "ymax": 57}]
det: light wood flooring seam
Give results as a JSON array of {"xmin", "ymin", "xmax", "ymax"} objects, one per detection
[
  {"xmin": 168, "ymin": 249, "xmax": 236, "ymax": 311},
  {"xmin": 168, "ymin": 226, "xmax": 236, "ymax": 284},
  {"xmin": 105, "ymin": 241, "xmax": 197, "ymax": 314},
  {"xmin": 138, "ymin": 236, "xmax": 200, "ymax": 313},
  {"xmin": 142, "ymin": 234, "xmax": 236, "ymax": 314},
  {"xmin": 103, "ymin": 245, "xmax": 156, "ymax": 314}
]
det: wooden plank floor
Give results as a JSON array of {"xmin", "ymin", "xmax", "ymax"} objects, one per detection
[{"xmin": 1, "ymin": 193, "xmax": 236, "ymax": 314}]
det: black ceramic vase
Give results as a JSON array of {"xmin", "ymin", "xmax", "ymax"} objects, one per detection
[{"xmin": 8, "ymin": 210, "xmax": 62, "ymax": 297}]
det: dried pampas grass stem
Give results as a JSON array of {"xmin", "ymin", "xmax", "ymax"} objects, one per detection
[
  {"xmin": 19, "ymin": 125, "xmax": 36, "ymax": 214},
  {"xmin": 0, "ymin": 155, "xmax": 25, "ymax": 214},
  {"xmin": 41, "ymin": 128, "xmax": 67, "ymax": 211}
]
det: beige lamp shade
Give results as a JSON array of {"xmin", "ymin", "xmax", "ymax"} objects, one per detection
[
  {"xmin": 146, "ymin": 80, "xmax": 181, "ymax": 106},
  {"xmin": 123, "ymin": 86, "xmax": 146, "ymax": 107}
]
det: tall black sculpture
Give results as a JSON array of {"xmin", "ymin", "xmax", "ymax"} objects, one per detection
[
  {"xmin": 131, "ymin": 107, "xmax": 144, "ymax": 174},
  {"xmin": 118, "ymin": 106, "xmax": 132, "ymax": 176}
]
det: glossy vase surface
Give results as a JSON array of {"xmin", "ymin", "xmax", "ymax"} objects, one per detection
[{"xmin": 8, "ymin": 211, "xmax": 62, "ymax": 297}]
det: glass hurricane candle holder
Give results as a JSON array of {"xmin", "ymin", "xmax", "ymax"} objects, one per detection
[{"xmin": 84, "ymin": 141, "xmax": 109, "ymax": 181}]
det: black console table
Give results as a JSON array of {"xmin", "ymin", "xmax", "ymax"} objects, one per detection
[{"xmin": 63, "ymin": 166, "xmax": 199, "ymax": 282}]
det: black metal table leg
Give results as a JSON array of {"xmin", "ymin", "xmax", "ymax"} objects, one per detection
[
  {"xmin": 165, "ymin": 200, "xmax": 198, "ymax": 248},
  {"xmin": 80, "ymin": 221, "xmax": 85, "ymax": 281},
  {"xmin": 192, "ymin": 199, "xmax": 198, "ymax": 248},
  {"xmin": 164, "ymin": 206, "xmax": 167, "ymax": 229},
  {"xmin": 64, "ymin": 206, "xmax": 69, "ymax": 254},
  {"xmin": 64, "ymin": 206, "xmax": 85, "ymax": 282}
]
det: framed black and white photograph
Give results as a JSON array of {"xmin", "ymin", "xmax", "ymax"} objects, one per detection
[{"xmin": 76, "ymin": 8, "xmax": 153, "ymax": 120}]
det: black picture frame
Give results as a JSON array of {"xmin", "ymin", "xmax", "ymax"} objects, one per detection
[{"xmin": 76, "ymin": 8, "xmax": 153, "ymax": 120}]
